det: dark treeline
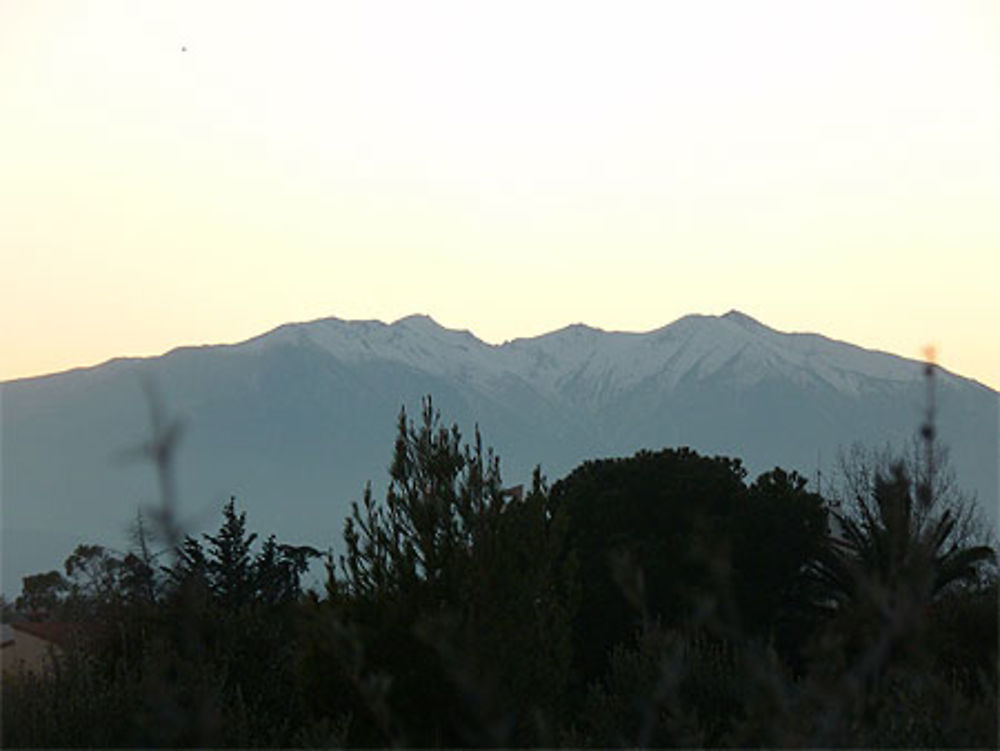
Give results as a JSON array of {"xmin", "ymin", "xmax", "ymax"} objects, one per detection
[{"xmin": 1, "ymin": 396, "xmax": 996, "ymax": 748}]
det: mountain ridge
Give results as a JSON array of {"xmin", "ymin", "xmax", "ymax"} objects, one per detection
[
  {"xmin": 241, "ymin": 310, "xmax": 974, "ymax": 403},
  {"xmin": 2, "ymin": 311, "xmax": 996, "ymax": 597},
  {"xmin": 6, "ymin": 310, "xmax": 990, "ymax": 393}
]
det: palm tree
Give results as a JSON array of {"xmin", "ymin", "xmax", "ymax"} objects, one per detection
[{"xmin": 813, "ymin": 462, "xmax": 994, "ymax": 616}]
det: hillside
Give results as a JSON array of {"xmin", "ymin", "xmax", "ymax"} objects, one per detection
[{"xmin": 2, "ymin": 311, "xmax": 996, "ymax": 595}]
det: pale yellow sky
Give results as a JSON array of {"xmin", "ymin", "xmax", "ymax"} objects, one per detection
[{"xmin": 2, "ymin": 0, "xmax": 998, "ymax": 389}]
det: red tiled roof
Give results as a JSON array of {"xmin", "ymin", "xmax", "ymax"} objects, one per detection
[{"xmin": 11, "ymin": 621, "xmax": 76, "ymax": 647}]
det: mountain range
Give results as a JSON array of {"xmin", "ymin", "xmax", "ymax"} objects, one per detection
[{"xmin": 2, "ymin": 310, "xmax": 997, "ymax": 596}]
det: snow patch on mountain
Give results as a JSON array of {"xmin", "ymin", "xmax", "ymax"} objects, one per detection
[
  {"xmin": 241, "ymin": 310, "xmax": 937, "ymax": 406},
  {"xmin": 246, "ymin": 314, "xmax": 499, "ymax": 384}
]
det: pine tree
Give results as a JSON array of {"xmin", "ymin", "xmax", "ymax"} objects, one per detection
[
  {"xmin": 322, "ymin": 397, "xmax": 576, "ymax": 746},
  {"xmin": 203, "ymin": 497, "xmax": 258, "ymax": 607}
]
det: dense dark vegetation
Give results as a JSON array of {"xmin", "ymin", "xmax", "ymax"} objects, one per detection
[{"xmin": 2, "ymin": 394, "xmax": 996, "ymax": 748}]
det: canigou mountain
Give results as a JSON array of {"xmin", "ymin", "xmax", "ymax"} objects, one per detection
[{"xmin": 2, "ymin": 310, "xmax": 996, "ymax": 595}]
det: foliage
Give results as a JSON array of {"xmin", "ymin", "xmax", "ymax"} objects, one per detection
[
  {"xmin": 304, "ymin": 397, "xmax": 577, "ymax": 746},
  {"xmin": 3, "ymin": 498, "xmax": 320, "ymax": 748},
  {"xmin": 807, "ymin": 459, "xmax": 996, "ymax": 680},
  {"xmin": 14, "ymin": 569, "xmax": 69, "ymax": 616},
  {"xmin": 551, "ymin": 450, "xmax": 828, "ymax": 687},
  {"xmin": 3, "ymin": 393, "xmax": 996, "ymax": 748},
  {"xmin": 574, "ymin": 625, "xmax": 753, "ymax": 747},
  {"xmin": 731, "ymin": 467, "xmax": 828, "ymax": 666},
  {"xmin": 550, "ymin": 448, "xmax": 746, "ymax": 685},
  {"xmin": 792, "ymin": 430, "xmax": 998, "ymax": 747}
]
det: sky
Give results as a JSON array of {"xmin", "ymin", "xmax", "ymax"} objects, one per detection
[{"xmin": 2, "ymin": 0, "xmax": 998, "ymax": 389}]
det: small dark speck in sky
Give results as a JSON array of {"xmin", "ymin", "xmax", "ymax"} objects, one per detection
[{"xmin": 181, "ymin": 45, "xmax": 187, "ymax": 52}]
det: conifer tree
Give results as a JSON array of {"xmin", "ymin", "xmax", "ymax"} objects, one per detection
[
  {"xmin": 203, "ymin": 497, "xmax": 258, "ymax": 607},
  {"xmin": 323, "ymin": 397, "xmax": 576, "ymax": 746}
]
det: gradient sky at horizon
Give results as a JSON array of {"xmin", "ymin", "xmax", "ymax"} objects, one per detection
[{"xmin": 2, "ymin": 0, "xmax": 998, "ymax": 389}]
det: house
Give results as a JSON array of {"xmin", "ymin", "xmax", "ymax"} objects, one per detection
[
  {"xmin": 1, "ymin": 621, "xmax": 75, "ymax": 677},
  {"xmin": 501, "ymin": 484, "xmax": 524, "ymax": 502}
]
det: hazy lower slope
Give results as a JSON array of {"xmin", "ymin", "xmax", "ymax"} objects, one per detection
[{"xmin": 2, "ymin": 311, "xmax": 996, "ymax": 595}]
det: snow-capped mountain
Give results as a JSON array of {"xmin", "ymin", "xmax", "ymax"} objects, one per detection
[
  {"xmin": 2, "ymin": 311, "xmax": 996, "ymax": 595},
  {"xmin": 249, "ymin": 310, "xmax": 939, "ymax": 400}
]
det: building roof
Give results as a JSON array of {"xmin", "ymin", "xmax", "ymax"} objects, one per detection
[{"xmin": 10, "ymin": 621, "xmax": 75, "ymax": 647}]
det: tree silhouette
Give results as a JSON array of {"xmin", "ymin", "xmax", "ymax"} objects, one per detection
[
  {"xmin": 550, "ymin": 447, "xmax": 748, "ymax": 685},
  {"xmin": 318, "ymin": 397, "xmax": 575, "ymax": 746},
  {"xmin": 203, "ymin": 497, "xmax": 258, "ymax": 607},
  {"xmin": 811, "ymin": 462, "xmax": 995, "ymax": 619}
]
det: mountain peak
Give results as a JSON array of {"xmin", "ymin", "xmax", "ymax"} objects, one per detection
[
  {"xmin": 392, "ymin": 313, "xmax": 442, "ymax": 328},
  {"xmin": 721, "ymin": 310, "xmax": 769, "ymax": 331}
]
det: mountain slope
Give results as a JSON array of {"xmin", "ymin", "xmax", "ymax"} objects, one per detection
[{"xmin": 2, "ymin": 311, "xmax": 996, "ymax": 595}]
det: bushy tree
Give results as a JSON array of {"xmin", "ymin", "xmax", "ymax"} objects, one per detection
[
  {"xmin": 15, "ymin": 570, "xmax": 69, "ymax": 617},
  {"xmin": 731, "ymin": 467, "xmax": 828, "ymax": 668},
  {"xmin": 310, "ymin": 397, "xmax": 576, "ymax": 747},
  {"xmin": 797, "ymin": 423, "xmax": 998, "ymax": 747},
  {"xmin": 809, "ymin": 460, "xmax": 995, "ymax": 651},
  {"xmin": 550, "ymin": 448, "xmax": 749, "ymax": 686}
]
